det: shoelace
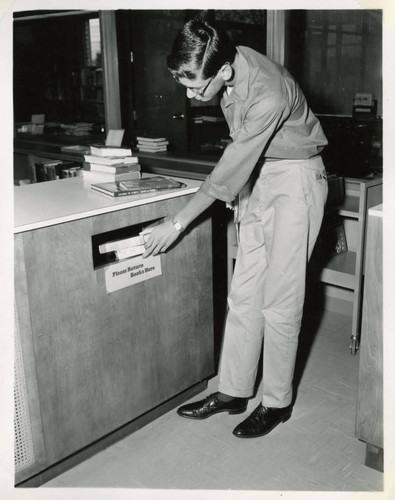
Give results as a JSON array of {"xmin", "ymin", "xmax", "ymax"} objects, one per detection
[
  {"xmin": 203, "ymin": 393, "xmax": 220, "ymax": 407},
  {"xmin": 249, "ymin": 404, "xmax": 267, "ymax": 423}
]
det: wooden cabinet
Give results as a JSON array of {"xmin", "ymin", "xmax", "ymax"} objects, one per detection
[
  {"xmin": 355, "ymin": 204, "xmax": 383, "ymax": 471},
  {"xmin": 14, "ymin": 192, "xmax": 214, "ymax": 484}
]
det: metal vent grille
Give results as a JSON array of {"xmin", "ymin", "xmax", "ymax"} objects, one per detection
[{"xmin": 14, "ymin": 308, "xmax": 35, "ymax": 472}]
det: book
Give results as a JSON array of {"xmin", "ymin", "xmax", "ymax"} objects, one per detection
[
  {"xmin": 84, "ymin": 155, "xmax": 139, "ymax": 166},
  {"xmin": 106, "ymin": 129, "xmax": 125, "ymax": 147},
  {"xmin": 82, "ymin": 169, "xmax": 141, "ymax": 184},
  {"xmin": 90, "ymin": 144, "xmax": 132, "ymax": 157},
  {"xmin": 89, "ymin": 163, "xmax": 141, "ymax": 174},
  {"xmin": 137, "ymin": 145, "xmax": 168, "ymax": 150},
  {"xmin": 137, "ymin": 144, "xmax": 168, "ymax": 150},
  {"xmin": 60, "ymin": 145, "xmax": 91, "ymax": 155},
  {"xmin": 137, "ymin": 146, "xmax": 167, "ymax": 153},
  {"xmin": 90, "ymin": 182, "xmax": 137, "ymax": 197},
  {"xmin": 99, "ymin": 226, "xmax": 155, "ymax": 254},
  {"xmin": 60, "ymin": 166, "xmax": 82, "ymax": 178},
  {"xmin": 63, "ymin": 122, "xmax": 94, "ymax": 136},
  {"xmin": 318, "ymin": 216, "xmax": 348, "ymax": 264},
  {"xmin": 33, "ymin": 160, "xmax": 81, "ymax": 182},
  {"xmin": 137, "ymin": 139, "xmax": 169, "ymax": 146},
  {"xmin": 136, "ymin": 136, "xmax": 167, "ymax": 143},
  {"xmin": 33, "ymin": 160, "xmax": 61, "ymax": 182},
  {"xmin": 115, "ymin": 245, "xmax": 146, "ymax": 259},
  {"xmin": 99, "ymin": 235, "xmax": 145, "ymax": 254},
  {"xmin": 118, "ymin": 176, "xmax": 186, "ymax": 192},
  {"xmin": 91, "ymin": 176, "xmax": 187, "ymax": 198}
]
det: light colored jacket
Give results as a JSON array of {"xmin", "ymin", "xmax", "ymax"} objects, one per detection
[{"xmin": 200, "ymin": 46, "xmax": 328, "ymax": 202}]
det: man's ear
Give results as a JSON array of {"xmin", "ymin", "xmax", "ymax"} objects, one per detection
[{"xmin": 221, "ymin": 63, "xmax": 234, "ymax": 82}]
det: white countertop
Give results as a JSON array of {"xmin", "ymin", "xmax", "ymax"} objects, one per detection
[{"xmin": 14, "ymin": 175, "xmax": 201, "ymax": 233}]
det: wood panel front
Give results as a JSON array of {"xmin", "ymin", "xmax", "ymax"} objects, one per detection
[
  {"xmin": 16, "ymin": 194, "xmax": 214, "ymax": 468},
  {"xmin": 356, "ymin": 210, "xmax": 383, "ymax": 449}
]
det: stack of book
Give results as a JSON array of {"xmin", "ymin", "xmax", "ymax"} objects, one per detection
[
  {"xmin": 32, "ymin": 160, "xmax": 82, "ymax": 183},
  {"xmin": 63, "ymin": 122, "xmax": 94, "ymax": 136},
  {"xmin": 82, "ymin": 144, "xmax": 141, "ymax": 184},
  {"xmin": 136, "ymin": 136, "xmax": 169, "ymax": 153}
]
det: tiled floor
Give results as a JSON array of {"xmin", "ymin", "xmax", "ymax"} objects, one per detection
[{"xmin": 43, "ymin": 310, "xmax": 383, "ymax": 492}]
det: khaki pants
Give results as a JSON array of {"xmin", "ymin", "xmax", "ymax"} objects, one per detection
[{"xmin": 218, "ymin": 157, "xmax": 328, "ymax": 408}]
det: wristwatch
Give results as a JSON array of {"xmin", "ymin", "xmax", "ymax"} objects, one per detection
[{"xmin": 172, "ymin": 219, "xmax": 184, "ymax": 232}]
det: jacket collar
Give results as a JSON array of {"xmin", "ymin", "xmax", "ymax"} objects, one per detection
[{"xmin": 223, "ymin": 47, "xmax": 258, "ymax": 107}]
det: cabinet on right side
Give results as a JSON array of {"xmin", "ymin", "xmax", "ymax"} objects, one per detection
[
  {"xmin": 317, "ymin": 176, "xmax": 382, "ymax": 353},
  {"xmin": 355, "ymin": 203, "xmax": 383, "ymax": 472}
]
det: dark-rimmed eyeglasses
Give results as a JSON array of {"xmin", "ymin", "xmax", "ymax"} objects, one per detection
[{"xmin": 186, "ymin": 74, "xmax": 215, "ymax": 97}]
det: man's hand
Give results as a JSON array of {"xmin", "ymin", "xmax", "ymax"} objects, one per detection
[{"xmin": 142, "ymin": 220, "xmax": 182, "ymax": 258}]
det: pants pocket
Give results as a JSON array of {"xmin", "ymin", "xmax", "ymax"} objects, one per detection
[{"xmin": 299, "ymin": 166, "xmax": 327, "ymax": 207}]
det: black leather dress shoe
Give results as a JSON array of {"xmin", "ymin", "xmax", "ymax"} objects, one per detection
[
  {"xmin": 232, "ymin": 403, "xmax": 292, "ymax": 438},
  {"xmin": 177, "ymin": 392, "xmax": 248, "ymax": 420}
]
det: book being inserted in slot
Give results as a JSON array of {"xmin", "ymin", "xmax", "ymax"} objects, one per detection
[
  {"xmin": 89, "ymin": 144, "xmax": 132, "ymax": 157},
  {"xmin": 98, "ymin": 227, "xmax": 155, "ymax": 254},
  {"xmin": 99, "ymin": 235, "xmax": 145, "ymax": 254},
  {"xmin": 115, "ymin": 245, "xmax": 146, "ymax": 260}
]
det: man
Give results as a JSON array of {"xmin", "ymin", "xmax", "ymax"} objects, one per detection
[{"xmin": 143, "ymin": 13, "xmax": 328, "ymax": 438}]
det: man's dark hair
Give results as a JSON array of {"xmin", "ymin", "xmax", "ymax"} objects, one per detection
[{"xmin": 167, "ymin": 13, "xmax": 237, "ymax": 81}]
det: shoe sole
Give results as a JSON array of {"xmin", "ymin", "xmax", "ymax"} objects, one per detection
[
  {"xmin": 232, "ymin": 412, "xmax": 292, "ymax": 438},
  {"xmin": 177, "ymin": 406, "xmax": 248, "ymax": 420}
]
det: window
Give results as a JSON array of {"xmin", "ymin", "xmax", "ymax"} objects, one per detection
[
  {"xmin": 285, "ymin": 10, "xmax": 382, "ymax": 116},
  {"xmin": 85, "ymin": 18, "xmax": 101, "ymax": 67}
]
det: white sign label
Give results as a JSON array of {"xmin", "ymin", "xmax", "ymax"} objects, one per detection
[{"xmin": 104, "ymin": 255, "xmax": 162, "ymax": 293}]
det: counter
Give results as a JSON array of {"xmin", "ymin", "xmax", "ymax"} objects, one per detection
[
  {"xmin": 14, "ymin": 176, "xmax": 214, "ymax": 485},
  {"xmin": 14, "ymin": 174, "xmax": 201, "ymax": 233},
  {"xmin": 14, "ymin": 133, "xmax": 220, "ymax": 184}
]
